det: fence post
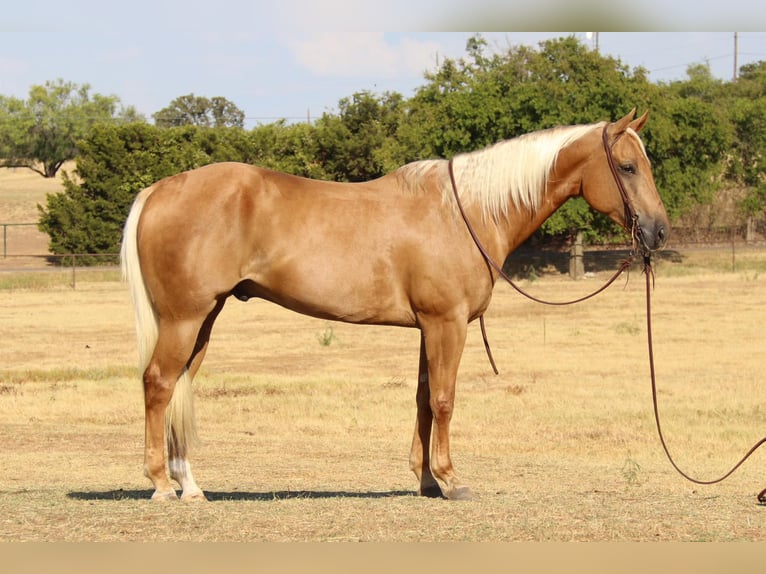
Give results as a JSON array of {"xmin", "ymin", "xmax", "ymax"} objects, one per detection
[
  {"xmin": 569, "ymin": 230, "xmax": 584, "ymax": 280},
  {"xmin": 746, "ymin": 215, "xmax": 755, "ymax": 243}
]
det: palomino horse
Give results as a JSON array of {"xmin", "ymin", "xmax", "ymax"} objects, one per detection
[{"xmin": 121, "ymin": 109, "xmax": 668, "ymax": 501}]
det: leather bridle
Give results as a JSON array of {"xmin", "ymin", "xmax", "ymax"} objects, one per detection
[{"xmin": 600, "ymin": 126, "xmax": 648, "ymax": 258}]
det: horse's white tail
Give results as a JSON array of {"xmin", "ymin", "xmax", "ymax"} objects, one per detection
[{"xmin": 120, "ymin": 187, "xmax": 197, "ymax": 455}]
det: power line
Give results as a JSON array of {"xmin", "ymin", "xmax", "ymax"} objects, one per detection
[{"xmin": 649, "ymin": 53, "xmax": 733, "ymax": 74}]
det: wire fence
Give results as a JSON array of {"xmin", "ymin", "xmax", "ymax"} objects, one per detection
[
  {"xmin": 1, "ymin": 222, "xmax": 39, "ymax": 258},
  {"xmin": 0, "ymin": 253, "xmax": 120, "ymax": 289},
  {"xmin": 0, "ymin": 222, "xmax": 120, "ymax": 288}
]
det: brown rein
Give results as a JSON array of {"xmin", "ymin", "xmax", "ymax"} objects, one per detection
[
  {"xmin": 448, "ymin": 126, "xmax": 766, "ymax": 503},
  {"xmin": 642, "ymin": 259, "xmax": 766, "ymax": 503}
]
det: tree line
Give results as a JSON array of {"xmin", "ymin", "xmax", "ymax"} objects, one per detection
[{"xmin": 1, "ymin": 35, "xmax": 764, "ymax": 260}]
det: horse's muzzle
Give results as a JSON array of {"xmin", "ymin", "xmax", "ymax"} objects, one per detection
[{"xmin": 638, "ymin": 219, "xmax": 668, "ymax": 253}]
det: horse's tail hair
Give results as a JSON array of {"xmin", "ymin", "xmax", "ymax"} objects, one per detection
[
  {"xmin": 121, "ymin": 186, "xmax": 158, "ymax": 375},
  {"xmin": 120, "ymin": 186, "xmax": 198, "ymax": 456}
]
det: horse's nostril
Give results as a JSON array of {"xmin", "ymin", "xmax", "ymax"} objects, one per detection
[{"xmin": 657, "ymin": 225, "xmax": 666, "ymax": 243}]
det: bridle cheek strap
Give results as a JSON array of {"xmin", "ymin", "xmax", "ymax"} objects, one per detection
[{"xmin": 601, "ymin": 126, "xmax": 646, "ymax": 258}]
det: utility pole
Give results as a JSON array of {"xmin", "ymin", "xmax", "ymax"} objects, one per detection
[
  {"xmin": 586, "ymin": 32, "xmax": 600, "ymax": 52},
  {"xmin": 733, "ymin": 32, "xmax": 739, "ymax": 81}
]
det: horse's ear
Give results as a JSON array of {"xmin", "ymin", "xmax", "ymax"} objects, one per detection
[
  {"xmin": 629, "ymin": 110, "xmax": 649, "ymax": 133},
  {"xmin": 607, "ymin": 108, "xmax": 637, "ymax": 140}
]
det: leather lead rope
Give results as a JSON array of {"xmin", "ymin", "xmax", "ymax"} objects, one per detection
[
  {"xmin": 479, "ymin": 316, "xmax": 499, "ymax": 375},
  {"xmin": 642, "ymin": 258, "xmax": 766, "ymax": 503}
]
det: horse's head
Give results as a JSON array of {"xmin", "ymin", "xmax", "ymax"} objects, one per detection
[{"xmin": 582, "ymin": 109, "xmax": 669, "ymax": 254}]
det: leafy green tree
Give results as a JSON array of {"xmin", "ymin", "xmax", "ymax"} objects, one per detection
[
  {"xmin": 402, "ymin": 40, "xmax": 503, "ymax": 160},
  {"xmin": 314, "ymin": 91, "xmax": 407, "ymax": 182},
  {"xmin": 645, "ymin": 66, "xmax": 733, "ymax": 218},
  {"xmin": 153, "ymin": 94, "xmax": 245, "ymax": 128},
  {"xmin": 0, "ymin": 79, "xmax": 140, "ymax": 177},
  {"xmin": 725, "ymin": 62, "xmax": 766, "ymax": 217},
  {"xmin": 249, "ymin": 120, "xmax": 327, "ymax": 179}
]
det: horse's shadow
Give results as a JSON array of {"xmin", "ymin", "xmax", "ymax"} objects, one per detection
[{"xmin": 67, "ymin": 489, "xmax": 417, "ymax": 502}]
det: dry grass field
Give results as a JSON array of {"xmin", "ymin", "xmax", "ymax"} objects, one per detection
[
  {"xmin": 0, "ymin": 164, "xmax": 67, "ymax": 264},
  {"xmin": 1, "ymin": 167, "xmax": 766, "ymax": 543}
]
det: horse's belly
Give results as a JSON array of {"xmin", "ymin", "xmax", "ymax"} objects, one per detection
[{"xmin": 240, "ymin": 260, "xmax": 417, "ymax": 327}]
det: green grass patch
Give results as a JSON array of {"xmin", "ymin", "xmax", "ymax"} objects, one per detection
[{"xmin": 613, "ymin": 321, "xmax": 641, "ymax": 335}]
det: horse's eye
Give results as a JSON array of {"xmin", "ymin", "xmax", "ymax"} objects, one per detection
[{"xmin": 619, "ymin": 164, "xmax": 636, "ymax": 175}]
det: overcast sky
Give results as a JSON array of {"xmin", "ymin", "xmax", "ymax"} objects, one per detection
[{"xmin": 2, "ymin": 1, "xmax": 765, "ymax": 127}]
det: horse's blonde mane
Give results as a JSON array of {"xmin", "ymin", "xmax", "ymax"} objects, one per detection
[{"xmin": 398, "ymin": 122, "xmax": 605, "ymax": 220}]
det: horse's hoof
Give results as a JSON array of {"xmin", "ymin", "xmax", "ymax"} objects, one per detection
[
  {"xmin": 447, "ymin": 486, "xmax": 473, "ymax": 501},
  {"xmin": 151, "ymin": 489, "xmax": 179, "ymax": 501},
  {"xmin": 181, "ymin": 490, "xmax": 208, "ymax": 502},
  {"xmin": 419, "ymin": 485, "xmax": 444, "ymax": 499}
]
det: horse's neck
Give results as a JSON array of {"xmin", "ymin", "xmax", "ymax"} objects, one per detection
[
  {"xmin": 448, "ymin": 131, "xmax": 595, "ymax": 267},
  {"xmin": 492, "ymin": 160, "xmax": 585, "ymax": 260}
]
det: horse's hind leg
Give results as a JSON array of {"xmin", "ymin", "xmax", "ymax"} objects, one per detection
[
  {"xmin": 167, "ymin": 300, "xmax": 225, "ymax": 501},
  {"xmin": 409, "ymin": 333, "xmax": 442, "ymax": 498},
  {"xmin": 143, "ymin": 316, "xmax": 208, "ymax": 501},
  {"xmin": 165, "ymin": 368, "xmax": 203, "ymax": 501},
  {"xmin": 166, "ymin": 364, "xmax": 204, "ymax": 501}
]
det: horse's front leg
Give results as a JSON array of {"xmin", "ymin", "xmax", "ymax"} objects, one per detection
[
  {"xmin": 414, "ymin": 316, "xmax": 472, "ymax": 501},
  {"xmin": 409, "ymin": 332, "xmax": 442, "ymax": 498}
]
